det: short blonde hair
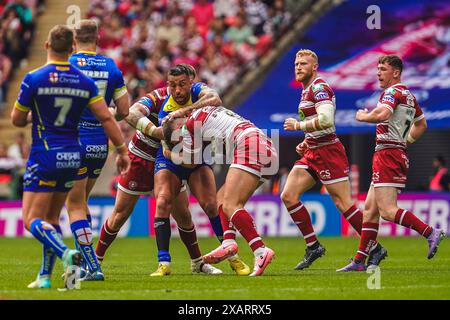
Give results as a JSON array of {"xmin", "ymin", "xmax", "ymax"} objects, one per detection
[{"xmin": 296, "ymin": 49, "xmax": 318, "ymax": 63}]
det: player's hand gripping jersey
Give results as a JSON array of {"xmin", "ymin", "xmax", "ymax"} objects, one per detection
[
  {"xmin": 372, "ymin": 83, "xmax": 424, "ymax": 188},
  {"xmin": 15, "ymin": 61, "xmax": 101, "ymax": 191}
]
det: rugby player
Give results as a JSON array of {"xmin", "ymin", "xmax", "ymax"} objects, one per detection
[
  {"xmin": 11, "ymin": 25, "xmax": 130, "ymax": 288},
  {"xmin": 337, "ymin": 55, "xmax": 445, "ymax": 271}
]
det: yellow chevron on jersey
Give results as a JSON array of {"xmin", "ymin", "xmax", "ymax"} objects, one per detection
[{"xmin": 163, "ymin": 95, "xmax": 193, "ymax": 112}]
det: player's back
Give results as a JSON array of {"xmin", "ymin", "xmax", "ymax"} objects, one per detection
[
  {"xmin": 69, "ymin": 51, "xmax": 126, "ymax": 135},
  {"xmin": 375, "ymin": 83, "xmax": 424, "ymax": 151},
  {"xmin": 17, "ymin": 61, "xmax": 100, "ymax": 151},
  {"xmin": 187, "ymin": 106, "xmax": 254, "ymax": 143}
]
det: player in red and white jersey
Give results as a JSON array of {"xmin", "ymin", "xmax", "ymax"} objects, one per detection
[
  {"xmin": 162, "ymin": 106, "xmax": 278, "ymax": 276},
  {"xmin": 282, "ymin": 49, "xmax": 387, "ymax": 270},
  {"xmin": 337, "ymin": 55, "xmax": 445, "ymax": 272}
]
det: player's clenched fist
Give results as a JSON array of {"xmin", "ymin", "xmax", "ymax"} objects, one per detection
[
  {"xmin": 355, "ymin": 108, "xmax": 369, "ymax": 122},
  {"xmin": 284, "ymin": 118, "xmax": 299, "ymax": 131}
]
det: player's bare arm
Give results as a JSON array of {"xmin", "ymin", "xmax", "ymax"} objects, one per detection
[
  {"xmin": 125, "ymin": 102, "xmax": 163, "ymax": 140},
  {"xmin": 407, "ymin": 117, "xmax": 427, "ymax": 146},
  {"xmin": 355, "ymin": 106, "xmax": 392, "ymax": 123},
  {"xmin": 284, "ymin": 103, "xmax": 335, "ymax": 132},
  {"xmin": 89, "ymin": 98, "xmax": 131, "ymax": 174},
  {"xmin": 169, "ymin": 88, "xmax": 222, "ymax": 119},
  {"xmin": 112, "ymin": 93, "xmax": 130, "ymax": 121},
  {"xmin": 11, "ymin": 106, "xmax": 29, "ymax": 127}
]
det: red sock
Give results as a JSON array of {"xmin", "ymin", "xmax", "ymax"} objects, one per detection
[
  {"xmin": 395, "ymin": 209, "xmax": 433, "ymax": 238},
  {"xmin": 178, "ymin": 226, "xmax": 201, "ymax": 260},
  {"xmin": 230, "ymin": 208, "xmax": 264, "ymax": 252},
  {"xmin": 342, "ymin": 205, "xmax": 363, "ymax": 235},
  {"xmin": 354, "ymin": 222, "xmax": 379, "ymax": 261},
  {"xmin": 288, "ymin": 202, "xmax": 318, "ymax": 246},
  {"xmin": 219, "ymin": 205, "xmax": 236, "ymax": 241},
  {"xmin": 95, "ymin": 220, "xmax": 118, "ymax": 261}
]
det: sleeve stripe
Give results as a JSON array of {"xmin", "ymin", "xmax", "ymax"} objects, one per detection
[
  {"xmin": 114, "ymin": 86, "xmax": 127, "ymax": 92},
  {"xmin": 14, "ymin": 101, "xmax": 30, "ymax": 112},
  {"xmin": 414, "ymin": 114, "xmax": 425, "ymax": 122},
  {"xmin": 88, "ymin": 95, "xmax": 103, "ymax": 105},
  {"xmin": 113, "ymin": 87, "xmax": 128, "ymax": 100},
  {"xmin": 380, "ymin": 104, "xmax": 394, "ymax": 113}
]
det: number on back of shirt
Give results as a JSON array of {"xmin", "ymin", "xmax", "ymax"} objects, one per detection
[{"xmin": 54, "ymin": 98, "xmax": 72, "ymax": 126}]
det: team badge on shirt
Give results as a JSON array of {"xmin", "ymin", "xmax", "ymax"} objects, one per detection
[
  {"xmin": 77, "ymin": 58, "xmax": 87, "ymax": 67},
  {"xmin": 49, "ymin": 72, "xmax": 59, "ymax": 83}
]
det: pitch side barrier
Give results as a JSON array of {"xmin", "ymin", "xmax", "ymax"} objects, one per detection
[{"xmin": 1, "ymin": 193, "xmax": 449, "ymax": 237}]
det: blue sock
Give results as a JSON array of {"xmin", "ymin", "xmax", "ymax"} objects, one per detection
[
  {"xmin": 157, "ymin": 250, "xmax": 171, "ymax": 263},
  {"xmin": 209, "ymin": 215, "xmax": 224, "ymax": 242},
  {"xmin": 70, "ymin": 220, "xmax": 101, "ymax": 272},
  {"xmin": 30, "ymin": 219, "xmax": 68, "ymax": 259},
  {"xmin": 38, "ymin": 224, "xmax": 62, "ymax": 277},
  {"xmin": 154, "ymin": 218, "xmax": 171, "ymax": 262},
  {"xmin": 86, "ymin": 214, "xmax": 92, "ymax": 227}
]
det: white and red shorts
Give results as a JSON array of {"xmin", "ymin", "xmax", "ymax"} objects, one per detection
[
  {"xmin": 371, "ymin": 148, "xmax": 408, "ymax": 188},
  {"xmin": 231, "ymin": 128, "xmax": 278, "ymax": 181},
  {"xmin": 294, "ymin": 142, "xmax": 349, "ymax": 184},
  {"xmin": 118, "ymin": 152, "xmax": 155, "ymax": 195}
]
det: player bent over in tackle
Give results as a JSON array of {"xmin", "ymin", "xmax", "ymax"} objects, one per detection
[
  {"xmin": 11, "ymin": 25, "xmax": 130, "ymax": 288},
  {"xmin": 282, "ymin": 49, "xmax": 387, "ymax": 270},
  {"xmin": 95, "ymin": 84, "xmax": 224, "ymax": 275},
  {"xmin": 337, "ymin": 55, "xmax": 445, "ymax": 272},
  {"xmin": 163, "ymin": 106, "xmax": 278, "ymax": 276}
]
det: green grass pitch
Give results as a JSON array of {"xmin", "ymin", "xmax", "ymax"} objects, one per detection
[{"xmin": 0, "ymin": 236, "xmax": 449, "ymax": 300}]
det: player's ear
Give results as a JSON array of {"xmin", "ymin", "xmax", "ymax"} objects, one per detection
[
  {"xmin": 45, "ymin": 41, "xmax": 49, "ymax": 50},
  {"xmin": 313, "ymin": 63, "xmax": 319, "ymax": 72}
]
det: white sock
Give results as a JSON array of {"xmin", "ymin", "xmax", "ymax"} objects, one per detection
[{"xmin": 254, "ymin": 246, "xmax": 266, "ymax": 257}]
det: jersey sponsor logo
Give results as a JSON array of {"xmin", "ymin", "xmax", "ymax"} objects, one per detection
[
  {"xmin": 85, "ymin": 144, "xmax": 108, "ymax": 153},
  {"xmin": 314, "ymin": 91, "xmax": 329, "ymax": 100},
  {"xmin": 77, "ymin": 167, "xmax": 88, "ymax": 175},
  {"xmin": 312, "ymin": 84, "xmax": 324, "ymax": 92},
  {"xmin": 382, "ymin": 94, "xmax": 395, "ymax": 104},
  {"xmin": 128, "ymin": 180, "xmax": 138, "ymax": 190},
  {"xmin": 77, "ymin": 58, "xmax": 87, "ymax": 67},
  {"xmin": 319, "ymin": 169, "xmax": 331, "ymax": 180},
  {"xmin": 372, "ymin": 171, "xmax": 380, "ymax": 182},
  {"xmin": 65, "ymin": 181, "xmax": 75, "ymax": 189},
  {"xmin": 385, "ymin": 88, "xmax": 396, "ymax": 95},
  {"xmin": 298, "ymin": 109, "xmax": 306, "ymax": 121},
  {"xmin": 49, "ymin": 72, "xmax": 59, "ymax": 83},
  {"xmin": 39, "ymin": 180, "xmax": 57, "ymax": 187},
  {"xmin": 163, "ymin": 102, "xmax": 180, "ymax": 112}
]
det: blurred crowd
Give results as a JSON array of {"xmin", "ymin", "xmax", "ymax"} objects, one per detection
[
  {"xmin": 0, "ymin": 0, "xmax": 44, "ymax": 108},
  {"xmin": 87, "ymin": 0, "xmax": 296, "ymax": 100},
  {"xmin": 0, "ymin": 132, "xmax": 28, "ymax": 199}
]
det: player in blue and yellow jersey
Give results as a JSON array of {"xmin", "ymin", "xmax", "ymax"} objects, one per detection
[
  {"xmin": 63, "ymin": 19, "xmax": 130, "ymax": 281},
  {"xmin": 151, "ymin": 64, "xmax": 251, "ymax": 276},
  {"xmin": 10, "ymin": 25, "xmax": 130, "ymax": 289}
]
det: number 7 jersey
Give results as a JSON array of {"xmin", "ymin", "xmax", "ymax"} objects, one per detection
[
  {"xmin": 375, "ymin": 83, "xmax": 424, "ymax": 151},
  {"xmin": 15, "ymin": 61, "xmax": 101, "ymax": 151}
]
